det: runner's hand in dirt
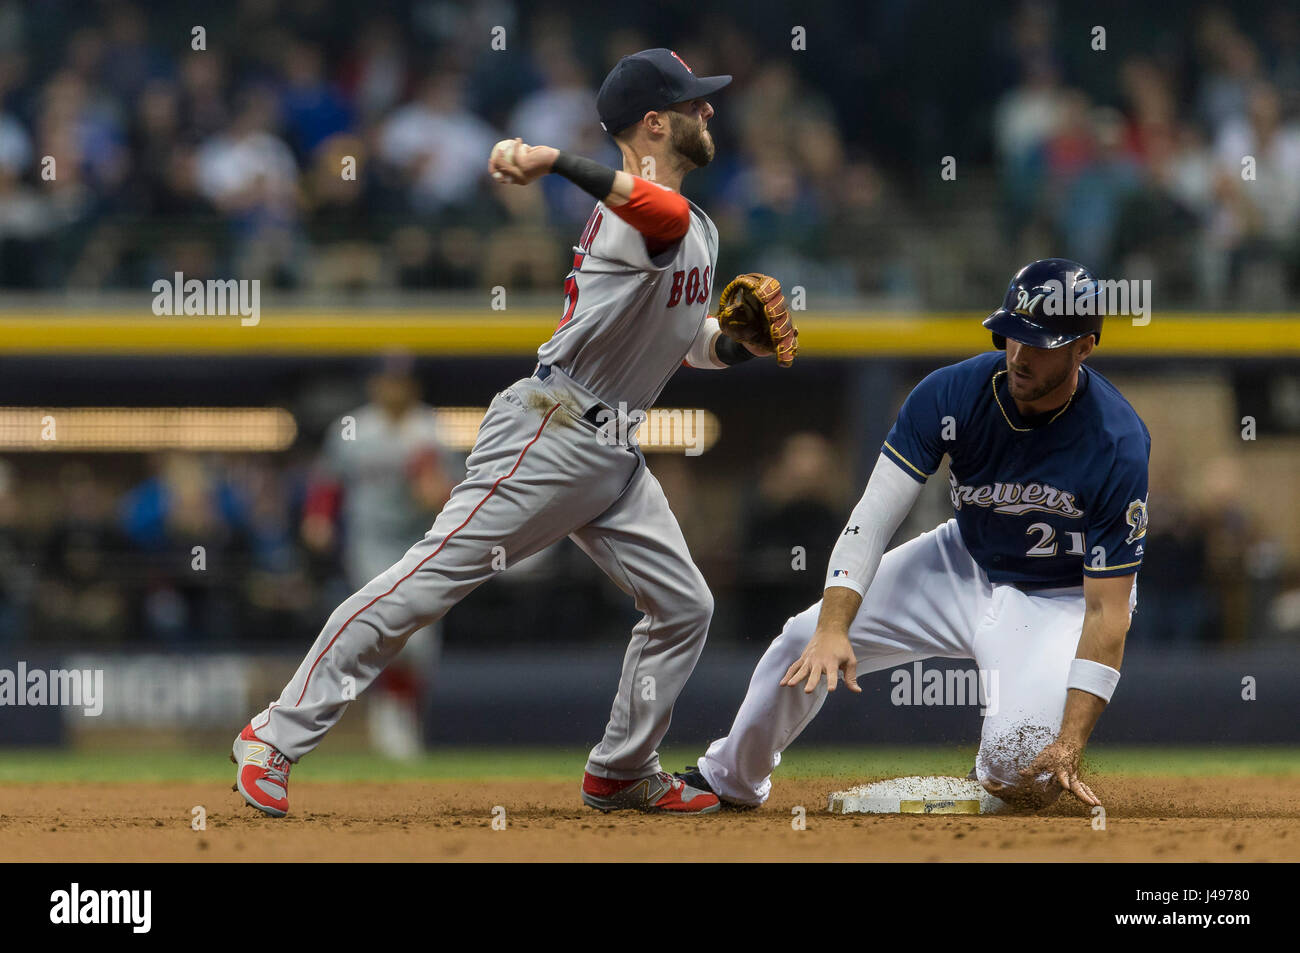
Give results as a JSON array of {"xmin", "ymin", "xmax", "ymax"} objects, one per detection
[
  {"xmin": 1022, "ymin": 740, "xmax": 1100, "ymax": 807},
  {"xmin": 780, "ymin": 626, "xmax": 862, "ymax": 694}
]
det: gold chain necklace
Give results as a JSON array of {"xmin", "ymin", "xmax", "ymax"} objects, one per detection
[{"xmin": 992, "ymin": 371, "xmax": 1077, "ymax": 432}]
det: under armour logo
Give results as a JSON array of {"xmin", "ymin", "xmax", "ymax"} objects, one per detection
[{"xmin": 843, "ymin": 525, "xmax": 860, "ymax": 535}]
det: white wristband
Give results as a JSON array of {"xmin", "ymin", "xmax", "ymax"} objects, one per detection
[
  {"xmin": 684, "ymin": 316, "xmax": 727, "ymax": 368},
  {"xmin": 1066, "ymin": 658, "xmax": 1121, "ymax": 702}
]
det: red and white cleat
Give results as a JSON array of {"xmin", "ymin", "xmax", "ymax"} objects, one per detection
[
  {"xmin": 231, "ymin": 724, "xmax": 292, "ymax": 817},
  {"xmin": 581, "ymin": 770, "xmax": 721, "ymax": 814}
]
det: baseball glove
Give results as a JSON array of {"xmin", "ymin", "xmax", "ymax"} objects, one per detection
[{"xmin": 716, "ymin": 273, "xmax": 798, "ymax": 367}]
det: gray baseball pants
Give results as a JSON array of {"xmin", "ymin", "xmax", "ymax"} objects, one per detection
[{"xmin": 251, "ymin": 366, "xmax": 713, "ymax": 779}]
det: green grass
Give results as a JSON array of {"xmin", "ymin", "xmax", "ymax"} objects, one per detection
[{"xmin": 0, "ymin": 745, "xmax": 1298, "ymax": 783}]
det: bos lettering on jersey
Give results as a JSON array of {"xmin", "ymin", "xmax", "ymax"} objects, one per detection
[
  {"xmin": 882, "ymin": 352, "xmax": 1151, "ymax": 587},
  {"xmin": 536, "ymin": 196, "xmax": 720, "ymax": 413},
  {"xmin": 666, "ymin": 266, "xmax": 711, "ymax": 308}
]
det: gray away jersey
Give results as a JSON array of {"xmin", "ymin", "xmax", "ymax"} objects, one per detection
[
  {"xmin": 536, "ymin": 194, "xmax": 719, "ymax": 412},
  {"xmin": 321, "ymin": 403, "xmax": 452, "ymax": 583}
]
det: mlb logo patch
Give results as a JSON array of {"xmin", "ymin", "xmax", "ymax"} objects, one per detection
[{"xmin": 832, "ymin": 569, "xmax": 849, "ymax": 577}]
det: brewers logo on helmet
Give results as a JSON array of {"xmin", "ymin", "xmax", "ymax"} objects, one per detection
[{"xmin": 983, "ymin": 258, "xmax": 1104, "ymax": 350}]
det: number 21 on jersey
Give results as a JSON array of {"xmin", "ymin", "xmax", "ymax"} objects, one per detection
[
  {"xmin": 1025, "ymin": 522, "xmax": 1106, "ymax": 568},
  {"xmin": 1024, "ymin": 522, "xmax": 1084, "ymax": 557}
]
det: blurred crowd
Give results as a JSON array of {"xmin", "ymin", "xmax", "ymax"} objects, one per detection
[
  {"xmin": 1, "ymin": 1, "xmax": 1298, "ymax": 305},
  {"xmin": 0, "ymin": 411, "xmax": 1292, "ymax": 649},
  {"xmin": 0, "ymin": 1, "xmax": 1295, "ymax": 650},
  {"xmin": 0, "ymin": 424, "xmax": 849, "ymax": 650},
  {"xmin": 0, "ymin": 0, "xmax": 895, "ymax": 297},
  {"xmin": 993, "ymin": 3, "xmax": 1300, "ymax": 308}
]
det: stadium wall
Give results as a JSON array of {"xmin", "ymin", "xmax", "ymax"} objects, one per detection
[{"xmin": 1, "ymin": 646, "xmax": 1293, "ymax": 748}]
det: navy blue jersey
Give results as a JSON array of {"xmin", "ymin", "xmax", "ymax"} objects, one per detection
[{"xmin": 883, "ymin": 352, "xmax": 1149, "ymax": 586}]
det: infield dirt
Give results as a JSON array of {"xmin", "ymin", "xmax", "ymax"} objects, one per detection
[{"xmin": 2, "ymin": 775, "xmax": 1297, "ymax": 861}]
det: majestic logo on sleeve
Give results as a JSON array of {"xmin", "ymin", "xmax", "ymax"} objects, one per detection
[
  {"xmin": 948, "ymin": 470, "xmax": 1082, "ymax": 517},
  {"xmin": 1125, "ymin": 498, "xmax": 1148, "ymax": 544}
]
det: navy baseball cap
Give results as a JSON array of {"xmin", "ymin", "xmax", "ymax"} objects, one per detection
[{"xmin": 597, "ymin": 49, "xmax": 731, "ymax": 134}]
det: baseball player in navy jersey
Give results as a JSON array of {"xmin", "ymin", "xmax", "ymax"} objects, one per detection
[
  {"xmin": 679, "ymin": 258, "xmax": 1150, "ymax": 810},
  {"xmin": 234, "ymin": 49, "xmax": 784, "ymax": 817}
]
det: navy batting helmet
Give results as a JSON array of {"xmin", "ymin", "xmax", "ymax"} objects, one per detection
[{"xmin": 983, "ymin": 258, "xmax": 1103, "ymax": 350}]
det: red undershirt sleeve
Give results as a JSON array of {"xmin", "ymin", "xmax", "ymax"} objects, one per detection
[{"xmin": 607, "ymin": 177, "xmax": 691, "ymax": 257}]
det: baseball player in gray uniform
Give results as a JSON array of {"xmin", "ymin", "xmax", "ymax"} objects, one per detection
[
  {"xmin": 301, "ymin": 353, "xmax": 456, "ymax": 759},
  {"xmin": 234, "ymin": 49, "xmax": 784, "ymax": 816}
]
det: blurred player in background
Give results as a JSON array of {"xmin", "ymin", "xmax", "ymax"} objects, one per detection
[{"xmin": 300, "ymin": 352, "xmax": 455, "ymax": 757}]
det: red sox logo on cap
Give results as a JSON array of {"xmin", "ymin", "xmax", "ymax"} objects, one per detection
[{"xmin": 597, "ymin": 49, "xmax": 730, "ymax": 134}]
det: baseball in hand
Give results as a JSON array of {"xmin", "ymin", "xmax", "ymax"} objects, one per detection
[{"xmin": 491, "ymin": 138, "xmax": 518, "ymax": 183}]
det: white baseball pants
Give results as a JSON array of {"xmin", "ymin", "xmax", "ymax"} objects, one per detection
[{"xmin": 698, "ymin": 518, "xmax": 1132, "ymax": 807}]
